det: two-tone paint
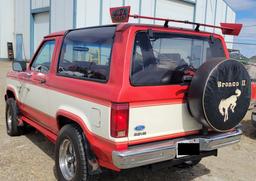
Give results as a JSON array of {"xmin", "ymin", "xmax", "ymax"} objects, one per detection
[{"xmin": 5, "ymin": 24, "xmax": 231, "ymax": 171}]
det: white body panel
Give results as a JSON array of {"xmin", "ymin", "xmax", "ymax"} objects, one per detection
[
  {"xmin": 7, "ymin": 77, "xmax": 202, "ymax": 143},
  {"xmin": 6, "ymin": 78, "xmax": 127, "ymax": 143},
  {"xmin": 129, "ymin": 104, "xmax": 202, "ymax": 141}
]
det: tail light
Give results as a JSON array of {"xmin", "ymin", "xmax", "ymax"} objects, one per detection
[{"xmin": 111, "ymin": 103, "xmax": 129, "ymax": 138}]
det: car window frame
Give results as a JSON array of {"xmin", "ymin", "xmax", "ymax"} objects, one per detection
[
  {"xmin": 30, "ymin": 40, "xmax": 56, "ymax": 74},
  {"xmin": 56, "ymin": 25, "xmax": 116, "ymax": 83},
  {"xmin": 129, "ymin": 30, "xmax": 226, "ymax": 87}
]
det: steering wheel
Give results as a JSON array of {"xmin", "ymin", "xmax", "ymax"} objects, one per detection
[
  {"xmin": 62, "ymin": 59, "xmax": 72, "ymax": 64},
  {"xmin": 175, "ymin": 64, "xmax": 197, "ymax": 75},
  {"xmin": 34, "ymin": 64, "xmax": 49, "ymax": 73},
  {"xmin": 175, "ymin": 64, "xmax": 190, "ymax": 71}
]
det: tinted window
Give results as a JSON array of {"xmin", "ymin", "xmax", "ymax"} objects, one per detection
[
  {"xmin": 58, "ymin": 26, "xmax": 116, "ymax": 81},
  {"xmin": 31, "ymin": 40, "xmax": 55, "ymax": 73},
  {"xmin": 131, "ymin": 32, "xmax": 225, "ymax": 86}
]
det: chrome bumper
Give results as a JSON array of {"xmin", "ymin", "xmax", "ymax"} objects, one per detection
[{"xmin": 112, "ymin": 129, "xmax": 242, "ymax": 169}]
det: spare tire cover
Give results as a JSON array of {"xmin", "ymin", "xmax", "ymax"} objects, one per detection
[{"xmin": 188, "ymin": 59, "xmax": 251, "ymax": 132}]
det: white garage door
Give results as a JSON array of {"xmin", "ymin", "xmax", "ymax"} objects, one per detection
[
  {"xmin": 156, "ymin": 0, "xmax": 195, "ymax": 28},
  {"xmin": 34, "ymin": 12, "xmax": 49, "ymax": 51}
]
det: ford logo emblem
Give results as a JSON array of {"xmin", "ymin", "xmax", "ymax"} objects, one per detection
[{"xmin": 134, "ymin": 125, "xmax": 145, "ymax": 131}]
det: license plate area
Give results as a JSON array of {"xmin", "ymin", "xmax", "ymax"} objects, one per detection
[{"xmin": 176, "ymin": 139, "xmax": 200, "ymax": 158}]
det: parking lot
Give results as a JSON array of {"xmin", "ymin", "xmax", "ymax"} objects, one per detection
[{"xmin": 0, "ymin": 60, "xmax": 256, "ymax": 181}]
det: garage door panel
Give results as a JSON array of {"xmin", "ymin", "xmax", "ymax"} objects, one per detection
[{"xmin": 34, "ymin": 12, "xmax": 49, "ymax": 51}]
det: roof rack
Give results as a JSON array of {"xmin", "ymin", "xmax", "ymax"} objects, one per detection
[{"xmin": 110, "ymin": 6, "xmax": 242, "ymax": 36}]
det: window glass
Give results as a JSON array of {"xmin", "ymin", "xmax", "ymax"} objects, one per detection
[
  {"xmin": 31, "ymin": 40, "xmax": 55, "ymax": 73},
  {"xmin": 58, "ymin": 26, "xmax": 116, "ymax": 81},
  {"xmin": 131, "ymin": 32, "xmax": 225, "ymax": 86}
]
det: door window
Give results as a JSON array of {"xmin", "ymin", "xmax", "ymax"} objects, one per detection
[
  {"xmin": 57, "ymin": 26, "xmax": 116, "ymax": 82},
  {"xmin": 31, "ymin": 40, "xmax": 55, "ymax": 73}
]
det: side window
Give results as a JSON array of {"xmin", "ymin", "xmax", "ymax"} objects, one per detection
[
  {"xmin": 31, "ymin": 40, "xmax": 56, "ymax": 73},
  {"xmin": 57, "ymin": 26, "xmax": 116, "ymax": 82}
]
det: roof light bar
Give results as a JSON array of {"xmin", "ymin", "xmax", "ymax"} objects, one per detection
[{"xmin": 110, "ymin": 6, "xmax": 242, "ymax": 36}]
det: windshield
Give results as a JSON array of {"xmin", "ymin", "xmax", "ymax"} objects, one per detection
[{"xmin": 131, "ymin": 32, "xmax": 226, "ymax": 86}]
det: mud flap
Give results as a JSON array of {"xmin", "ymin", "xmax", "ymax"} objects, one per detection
[{"xmin": 82, "ymin": 134, "xmax": 102, "ymax": 175}]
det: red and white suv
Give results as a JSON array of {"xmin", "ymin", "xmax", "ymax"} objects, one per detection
[{"xmin": 5, "ymin": 6, "xmax": 251, "ymax": 181}]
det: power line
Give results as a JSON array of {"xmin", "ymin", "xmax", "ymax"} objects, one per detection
[
  {"xmin": 226, "ymin": 42, "xmax": 256, "ymax": 45},
  {"xmin": 243, "ymin": 25, "xmax": 256, "ymax": 28}
]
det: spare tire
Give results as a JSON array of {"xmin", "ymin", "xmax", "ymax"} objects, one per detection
[{"xmin": 188, "ymin": 59, "xmax": 251, "ymax": 132}]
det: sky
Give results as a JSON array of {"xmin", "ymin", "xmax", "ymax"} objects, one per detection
[{"xmin": 225, "ymin": 0, "xmax": 256, "ymax": 58}]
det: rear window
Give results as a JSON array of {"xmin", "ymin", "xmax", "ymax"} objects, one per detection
[
  {"xmin": 131, "ymin": 32, "xmax": 225, "ymax": 86},
  {"xmin": 57, "ymin": 26, "xmax": 116, "ymax": 82}
]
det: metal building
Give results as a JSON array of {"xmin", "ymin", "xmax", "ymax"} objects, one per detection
[{"xmin": 0, "ymin": 0, "xmax": 236, "ymax": 60}]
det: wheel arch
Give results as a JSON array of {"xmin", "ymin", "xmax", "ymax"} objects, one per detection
[
  {"xmin": 56, "ymin": 109, "xmax": 92, "ymax": 140},
  {"xmin": 5, "ymin": 86, "xmax": 18, "ymax": 101},
  {"xmin": 56, "ymin": 109, "xmax": 103, "ymax": 174},
  {"xmin": 56, "ymin": 109, "xmax": 125, "ymax": 172}
]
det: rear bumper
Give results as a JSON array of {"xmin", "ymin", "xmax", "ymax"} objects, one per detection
[{"xmin": 112, "ymin": 129, "xmax": 242, "ymax": 169}]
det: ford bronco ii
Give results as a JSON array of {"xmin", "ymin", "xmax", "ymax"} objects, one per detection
[{"xmin": 5, "ymin": 6, "xmax": 251, "ymax": 181}]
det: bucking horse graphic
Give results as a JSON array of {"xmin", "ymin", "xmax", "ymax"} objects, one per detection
[{"xmin": 218, "ymin": 89, "xmax": 241, "ymax": 122}]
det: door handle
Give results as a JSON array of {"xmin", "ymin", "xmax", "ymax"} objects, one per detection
[
  {"xmin": 39, "ymin": 78, "xmax": 46, "ymax": 84},
  {"xmin": 35, "ymin": 77, "xmax": 46, "ymax": 84}
]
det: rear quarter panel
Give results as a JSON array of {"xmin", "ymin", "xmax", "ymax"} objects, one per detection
[{"xmin": 116, "ymin": 25, "xmax": 229, "ymax": 144}]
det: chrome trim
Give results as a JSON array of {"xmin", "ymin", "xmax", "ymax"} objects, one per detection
[{"xmin": 112, "ymin": 129, "xmax": 242, "ymax": 169}]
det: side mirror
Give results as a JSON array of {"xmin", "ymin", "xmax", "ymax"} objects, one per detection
[{"xmin": 12, "ymin": 61, "xmax": 27, "ymax": 72}]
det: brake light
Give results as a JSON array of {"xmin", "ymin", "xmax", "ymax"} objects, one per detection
[{"xmin": 111, "ymin": 103, "xmax": 129, "ymax": 138}]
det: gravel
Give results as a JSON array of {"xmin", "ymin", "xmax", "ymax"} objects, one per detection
[{"xmin": 0, "ymin": 60, "xmax": 256, "ymax": 181}]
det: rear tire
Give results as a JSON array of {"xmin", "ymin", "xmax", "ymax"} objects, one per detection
[
  {"xmin": 5, "ymin": 98, "xmax": 23, "ymax": 136},
  {"xmin": 55, "ymin": 125, "xmax": 99, "ymax": 181}
]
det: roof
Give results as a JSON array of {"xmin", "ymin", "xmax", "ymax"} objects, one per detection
[
  {"xmin": 44, "ymin": 23, "xmax": 222, "ymax": 39},
  {"xmin": 44, "ymin": 25, "xmax": 117, "ymax": 38},
  {"xmin": 116, "ymin": 23, "xmax": 223, "ymax": 36}
]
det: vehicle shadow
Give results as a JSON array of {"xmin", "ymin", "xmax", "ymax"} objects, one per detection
[
  {"xmin": 240, "ymin": 120, "xmax": 256, "ymax": 139},
  {"xmin": 25, "ymin": 130, "xmax": 55, "ymax": 160},
  {"xmin": 25, "ymin": 130, "xmax": 210, "ymax": 181},
  {"xmin": 100, "ymin": 163, "xmax": 210, "ymax": 181}
]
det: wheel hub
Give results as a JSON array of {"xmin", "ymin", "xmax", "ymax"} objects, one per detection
[
  {"xmin": 59, "ymin": 139, "xmax": 77, "ymax": 180},
  {"xmin": 6, "ymin": 108, "xmax": 12, "ymax": 131}
]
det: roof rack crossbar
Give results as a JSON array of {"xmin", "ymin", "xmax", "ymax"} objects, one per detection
[
  {"xmin": 164, "ymin": 20, "xmax": 169, "ymax": 28},
  {"xmin": 131, "ymin": 14, "xmax": 226, "ymax": 30}
]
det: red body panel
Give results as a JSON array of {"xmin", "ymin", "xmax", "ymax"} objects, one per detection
[{"xmin": 6, "ymin": 23, "xmax": 234, "ymax": 171}]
